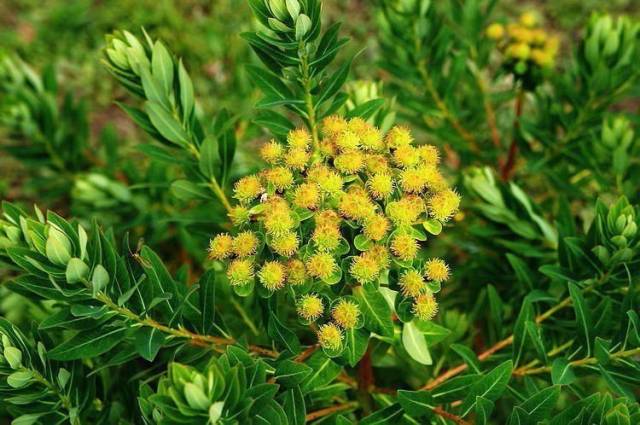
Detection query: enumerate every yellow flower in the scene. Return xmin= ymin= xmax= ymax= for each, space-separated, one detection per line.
xmin=306 ymin=252 xmax=337 ymax=280
xmin=232 ymin=231 xmax=259 ymax=257
xmin=335 ymin=130 xmax=360 ymax=151
xmin=391 ymin=233 xmax=419 ymax=261
xmin=360 ymin=125 xmax=384 ymax=151
xmin=368 ymin=244 xmax=390 ymax=269
xmin=270 ymin=231 xmax=299 ymax=257
xmin=292 ymin=183 xmax=320 ymax=210
xmin=367 ymin=173 xmax=393 ymax=200
xmin=531 ymin=49 xmax=553 ymax=67
xmin=387 ymin=197 xmax=422 ymax=226
xmin=425 ymin=258 xmax=450 ymax=282
xmin=413 ymin=292 xmax=438 ymax=321
xmin=227 ymin=259 xmax=254 ymax=286
xmin=347 ymin=117 xmax=369 ymax=135
xmin=285 ymin=148 xmax=310 ymax=171
xmin=428 ymin=189 xmax=461 ymax=221
xmin=321 ymin=115 xmax=348 ymax=138
xmin=263 ymin=200 xmax=295 ymax=236
xmin=332 ymin=299 xmax=360 ymax=329
xmin=208 ymin=234 xmax=233 ymax=260
xmin=393 ymin=145 xmax=420 ymax=168
xmin=258 ymin=261 xmax=286 ymax=291
xmin=319 ymin=139 xmax=338 ymax=158
xmin=350 ymin=253 xmax=380 ymax=283
xmin=286 ymin=259 xmax=307 ymax=285
xmin=260 ymin=140 xmax=284 ymax=164
xmin=228 ymin=206 xmax=251 ymax=226
xmin=315 ymin=168 xmax=343 ymax=195
xmin=334 ymin=150 xmax=365 ymax=174
xmin=363 ymin=214 xmax=390 ymax=242
xmin=233 ymin=175 xmax=263 ymax=203
xmin=264 ymin=167 xmax=294 ymax=191
xmin=399 ymin=168 xmax=427 ymax=193
xmin=385 ymin=125 xmax=413 ymax=148
xmin=365 ymin=154 xmax=390 ymax=174
xmin=338 ymin=189 xmax=375 ymax=222
xmin=417 ymin=145 xmax=440 ymax=166
xmin=297 ymin=294 xmax=324 ymax=321
xmin=312 ymin=224 xmax=341 ymax=252
xmin=315 ymin=210 xmax=341 ymax=227
xmin=519 ymin=12 xmax=537 ymax=28
xmin=399 ymin=270 xmax=425 ymax=298
xmin=506 ymin=42 xmax=531 ymax=60
xmin=420 ymin=166 xmax=448 ymax=192
xmin=317 ymin=323 xmax=343 ymax=351
xmin=287 ymin=128 xmax=311 ymax=150
xmin=486 ymin=23 xmax=505 ymax=40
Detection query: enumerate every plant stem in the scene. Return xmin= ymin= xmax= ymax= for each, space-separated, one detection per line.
xmin=515 ymin=347 xmax=640 ymax=377
xmin=305 ymin=401 xmax=358 ymax=422
xmin=30 ymin=368 xmax=79 ymax=425
xmin=299 ymin=42 xmax=321 ymax=155
xmin=209 ymin=178 xmax=233 ymax=213
xmin=500 ymin=87 xmax=524 ymax=181
xmin=357 ymin=346 xmax=374 ymax=415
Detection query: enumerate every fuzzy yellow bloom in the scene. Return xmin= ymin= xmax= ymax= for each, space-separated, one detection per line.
xmin=270 ymin=231 xmax=299 ymax=257
xmin=335 ymin=130 xmax=360 ymax=151
xmin=486 ymin=23 xmax=505 ymax=40
xmin=285 ymin=148 xmax=310 ymax=171
xmin=312 ymin=224 xmax=341 ymax=252
xmin=347 ymin=117 xmax=369 ymax=135
xmin=400 ymin=168 xmax=427 ymax=193
xmin=332 ymin=299 xmax=360 ymax=329
xmin=425 ymin=258 xmax=450 ymax=282
xmin=350 ymin=253 xmax=380 ymax=283
xmin=367 ymin=173 xmax=393 ymax=200
xmin=391 ymin=233 xmax=419 ymax=261
xmin=315 ymin=168 xmax=343 ymax=195
xmin=286 ymin=259 xmax=307 ymax=285
xmin=413 ymin=292 xmax=438 ymax=321
xmin=260 ymin=140 xmax=284 ymax=164
xmin=228 ymin=206 xmax=251 ymax=226
xmin=317 ymin=323 xmax=343 ymax=351
xmin=420 ymin=166 xmax=448 ymax=192
xmin=232 ymin=231 xmax=259 ymax=257
xmin=306 ymin=252 xmax=337 ymax=280
xmin=387 ymin=197 xmax=422 ymax=226
xmin=292 ymin=182 xmax=320 ymax=210
xmin=319 ymin=139 xmax=338 ymax=158
xmin=338 ymin=190 xmax=376 ymax=222
xmin=530 ymin=49 xmax=553 ymax=67
xmin=360 ymin=126 xmax=384 ymax=151
xmin=508 ymin=24 xmax=533 ymax=44
xmin=417 ymin=145 xmax=440 ymax=166
xmin=316 ymin=210 xmax=341 ymax=227
xmin=399 ymin=269 xmax=425 ymax=298
xmin=287 ymin=128 xmax=311 ymax=150
xmin=386 ymin=125 xmax=413 ymax=148
xmin=428 ymin=189 xmax=461 ymax=221
xmin=506 ymin=42 xmax=531 ymax=60
xmin=258 ymin=261 xmax=286 ymax=291
xmin=263 ymin=202 xmax=295 ymax=236
xmin=322 ymin=115 xmax=348 ymax=137
xmin=233 ymin=175 xmax=263 ymax=203
xmin=334 ymin=150 xmax=365 ymax=174
xmin=297 ymin=294 xmax=324 ymax=321
xmin=369 ymin=244 xmax=390 ymax=269
xmin=208 ymin=234 xmax=233 ymax=260
xmin=393 ymin=145 xmax=420 ymax=168
xmin=264 ymin=166 xmax=295 ymax=191
xmin=365 ymin=154 xmax=390 ymax=174
xmin=363 ymin=214 xmax=390 ymax=242
xmin=519 ymin=12 xmax=537 ymax=28
xmin=227 ymin=259 xmax=254 ymax=286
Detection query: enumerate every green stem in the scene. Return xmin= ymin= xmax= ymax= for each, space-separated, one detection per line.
xmin=299 ymin=43 xmax=321 ymax=156
xmin=30 ymin=368 xmax=78 ymax=425
xmin=517 ymin=347 xmax=640 ymax=376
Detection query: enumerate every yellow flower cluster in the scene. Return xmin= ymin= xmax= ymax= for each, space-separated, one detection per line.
xmin=209 ymin=117 xmax=460 ymax=348
xmin=487 ymin=12 xmax=559 ymax=69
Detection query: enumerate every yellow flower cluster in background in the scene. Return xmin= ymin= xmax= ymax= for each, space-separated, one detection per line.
xmin=487 ymin=12 xmax=559 ymax=69
xmin=208 ymin=116 xmax=460 ymax=350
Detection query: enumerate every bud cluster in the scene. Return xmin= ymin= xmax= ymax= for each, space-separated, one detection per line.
xmin=583 ymin=15 xmax=639 ymax=71
xmin=208 ymin=115 xmax=459 ymax=351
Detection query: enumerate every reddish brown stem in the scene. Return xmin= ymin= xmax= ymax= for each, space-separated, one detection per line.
xmin=500 ymin=88 xmax=525 ymax=181
xmin=305 ymin=402 xmax=358 ymax=422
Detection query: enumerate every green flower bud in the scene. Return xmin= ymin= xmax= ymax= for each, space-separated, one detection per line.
xmin=184 ymin=382 xmax=211 ymax=410
xmin=4 ymin=346 xmax=22 ymax=369
xmin=610 ymin=235 xmax=627 ymax=248
xmin=592 ymin=245 xmax=610 ymax=263
xmin=622 ymin=221 xmax=637 ymax=238
xmin=268 ymin=0 xmax=289 ymax=21
xmin=46 ymin=227 xmax=72 ymax=266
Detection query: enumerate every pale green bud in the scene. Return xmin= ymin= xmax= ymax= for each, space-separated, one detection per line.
xmin=4 ymin=346 xmax=22 ymax=369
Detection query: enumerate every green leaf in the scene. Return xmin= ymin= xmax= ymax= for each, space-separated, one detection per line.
xmin=268 ymin=311 xmax=301 ymax=353
xmin=7 ymin=370 xmax=33 ymax=389
xmin=151 ymin=41 xmax=174 ymax=96
xmin=450 ymin=344 xmax=481 ymax=373
xmin=459 ymin=360 xmax=513 ymax=417
xmin=422 ymin=219 xmax=443 ymax=236
xmin=65 ymin=258 xmax=89 ymax=284
xmin=513 ymin=298 xmax=534 ymax=366
xmin=144 ymin=101 xmax=190 ymax=147
xmin=91 ymin=264 xmax=109 ymax=294
xmin=605 ymin=404 xmax=631 ymax=425
xmin=346 ymin=99 xmax=385 ymax=120
xmin=275 ymin=360 xmax=312 ymax=387
xmin=316 ymin=56 xmax=354 ymax=106
xmin=354 ymin=284 xmax=394 ymax=338
xmin=551 ymin=358 xmax=576 ymax=385
xmin=198 ymin=135 xmax=218 ymax=179
xmin=295 ymin=14 xmax=312 ymax=40
xmin=402 ymin=321 xmax=432 ymax=365
xmin=343 ymin=327 xmax=369 ymax=367
xmin=525 ymin=321 xmax=547 ymax=363
xmin=360 ymin=404 xmax=403 ymax=424
xmin=475 ymin=396 xmax=494 ymax=425
xmin=515 ymin=385 xmax=560 ymax=423
xmin=282 ymin=386 xmax=305 ymax=425
xmin=178 ymin=59 xmax=195 ymax=121
xmin=48 ymin=326 xmax=127 ymax=360
xmin=45 ymin=227 xmax=71 ymax=266
xmin=568 ymin=282 xmax=593 ymax=356
xmin=397 ymin=390 xmax=434 ymax=417
xmin=301 ymin=351 xmax=341 ymax=393
xmin=414 ymin=321 xmax=451 ymax=345
xmin=170 ymin=180 xmax=212 ymax=201
xmin=134 ymin=327 xmax=166 ymax=362
xmin=354 ymin=234 xmax=372 ymax=251
xmin=198 ymin=270 xmax=217 ymax=334
xmin=212 ymin=109 xmax=236 ymax=186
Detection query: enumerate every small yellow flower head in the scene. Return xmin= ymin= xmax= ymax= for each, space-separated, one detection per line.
xmin=335 ymin=130 xmax=360 ymax=151
xmin=258 ymin=261 xmax=286 ymax=291
xmin=391 ymin=233 xmax=420 ymax=261
xmin=286 ymin=259 xmax=307 ymax=285
xmin=338 ymin=189 xmax=376 ymax=222
xmin=334 ymin=150 xmax=365 ymax=174
xmin=369 ymin=244 xmax=390 ymax=269
xmin=519 ymin=12 xmax=537 ymax=28
xmin=350 ymin=253 xmax=380 ymax=283
xmin=228 ymin=206 xmax=251 ymax=226
xmin=315 ymin=168 xmax=343 ymax=195
xmin=227 ymin=259 xmax=254 ymax=286
xmin=297 ymin=294 xmax=324 ymax=321
xmin=428 ymin=189 xmax=461 ymax=221
xmin=347 ymin=117 xmax=369 ymax=135
xmin=365 ymin=154 xmax=390 ymax=174
xmin=316 ymin=210 xmax=341 ymax=227
xmin=363 ymin=214 xmax=390 ymax=242
xmin=332 ymin=299 xmax=360 ymax=329
xmin=421 ymin=166 xmax=448 ymax=192
xmin=413 ymin=292 xmax=438 ymax=321
xmin=322 ymin=115 xmax=348 ymax=138
xmin=263 ymin=202 xmax=295 ymax=236
xmin=400 ymin=168 xmax=427 ymax=193
xmin=285 ymin=148 xmax=310 ymax=171
xmin=417 ymin=145 xmax=440 ymax=166
xmin=264 ymin=167 xmax=295 ymax=191
xmin=233 ymin=175 xmax=263 ymax=203
xmin=425 ymin=258 xmax=450 ymax=282
xmin=317 ymin=323 xmax=343 ymax=351
xmin=399 ymin=270 xmax=425 ymax=298
xmin=387 ymin=197 xmax=422 ymax=226
xmin=531 ymin=49 xmax=553 ymax=67
xmin=486 ymin=23 xmax=505 ymax=40
xmin=232 ymin=231 xmax=259 ymax=257
xmin=312 ymin=224 xmax=341 ymax=252
xmin=367 ymin=173 xmax=394 ymax=200
xmin=287 ymin=128 xmax=311 ymax=150
xmin=385 ymin=125 xmax=413 ymax=148
xmin=360 ymin=126 xmax=384 ymax=151
xmin=393 ymin=145 xmax=420 ymax=168
xmin=506 ymin=42 xmax=531 ymax=60
xmin=508 ymin=24 xmax=533 ymax=43
xmin=260 ymin=140 xmax=284 ymax=164
xmin=270 ymin=231 xmax=299 ymax=257
xmin=208 ymin=234 xmax=233 ymax=260
xmin=292 ymin=183 xmax=320 ymax=210
xmin=306 ymin=252 xmax=337 ymax=280
xmin=319 ymin=139 xmax=338 ymax=158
